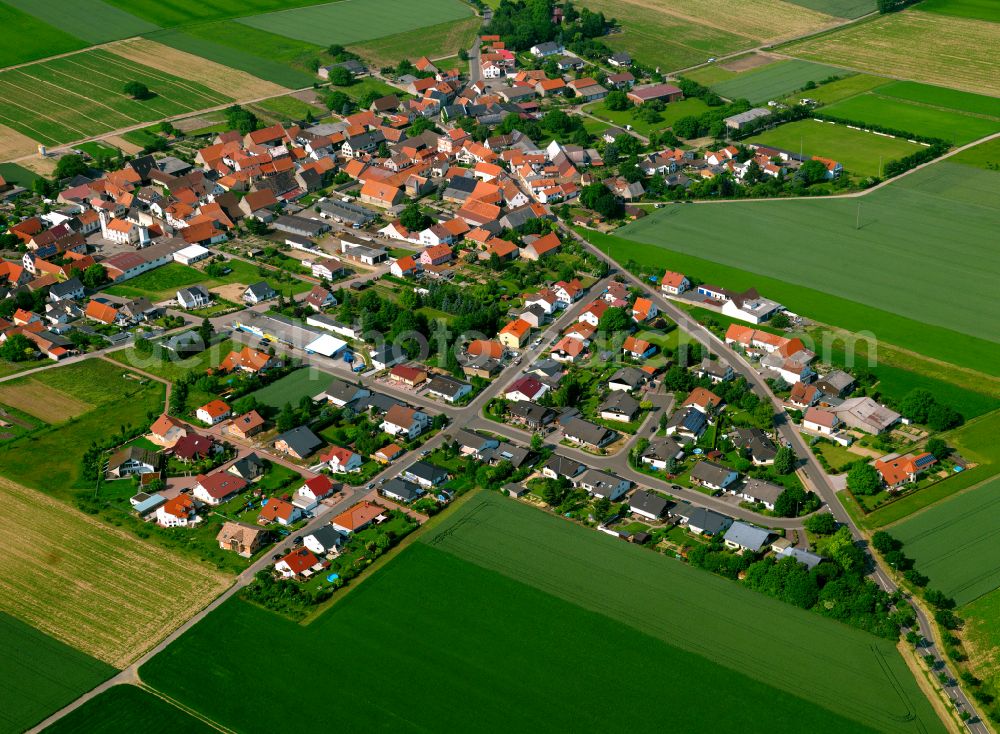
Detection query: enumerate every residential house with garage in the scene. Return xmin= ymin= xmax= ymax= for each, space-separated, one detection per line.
xmin=258 ymin=497 xmax=303 ymax=526
xmin=273 ymin=425 xmax=323 ymax=459
xmin=295 ymin=474 xmax=336 ymax=510
xmin=380 ymin=404 xmax=431 ymax=439
xmin=689 ymin=460 xmax=738 ymax=492
xmin=629 ymin=489 xmax=670 ymax=520
xmin=664 ymin=406 xmax=707 ymax=441
xmin=196 ymin=399 xmax=231 ymax=426
xmin=640 ymin=437 xmax=684 ymax=471
xmin=107 ymin=446 xmax=159 ymax=478
xmin=575 ymin=469 xmax=630 ymax=501
xmin=216 ymin=522 xmax=267 ymax=557
xmin=561 ymin=417 xmax=616 ymax=450
xmin=193 ymin=472 xmax=247 ymax=506
xmin=737 ymin=478 xmax=785 ymax=511
xmin=542 ymin=453 xmax=586 ymax=481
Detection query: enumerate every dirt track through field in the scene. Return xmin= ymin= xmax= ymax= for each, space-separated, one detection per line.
xmin=0 ymin=478 xmax=228 ymax=668
xmin=105 ymin=38 xmax=289 ymax=100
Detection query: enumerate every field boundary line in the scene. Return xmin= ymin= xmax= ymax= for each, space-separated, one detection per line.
xmin=0 ymin=70 xmax=139 ymax=129
xmin=136 ymin=683 xmax=235 ymax=734
xmin=0 ymin=80 xmax=97 ymax=138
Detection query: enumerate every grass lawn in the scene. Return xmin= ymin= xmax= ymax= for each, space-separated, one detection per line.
xmin=237 ymin=0 xmax=472 ymax=47
xmin=823 ymin=92 xmax=1000 ymax=145
xmin=583 ymin=97 xmax=711 ymax=137
xmin=246 ymin=367 xmax=330 ymax=409
xmin=710 ymin=59 xmax=847 ymax=104
xmin=949 ymin=137 xmax=1000 ymax=171
xmin=251 ymin=95 xmax=322 ymax=122
xmin=338 ymin=76 xmax=402 ymax=104
xmin=960 ymin=586 xmax=1000 ymax=703
xmin=104 ymin=262 xmax=209 ymax=300
xmin=0 ymin=3 xmax=87 ymax=68
xmin=604 ymin=153 xmax=1000 ymax=367
xmin=107 ymin=339 xmax=235 ymax=383
xmin=815 ymin=440 xmax=859 ymax=472
xmin=140 ymin=494 xmax=939 ymax=733
xmin=0 ymin=612 xmax=114 ymax=734
xmin=745 ymin=119 xmax=923 ymax=177
xmin=0 ymin=49 xmax=228 ymax=146
xmin=892 ymin=476 xmax=1000 ymax=606
xmin=780 ymin=9 xmax=1000 ymax=98
xmin=42 ymin=684 xmax=214 ymax=734
xmin=804 ymin=73 xmax=889 ymax=104
xmin=874 ymin=80 xmax=1000 ymax=118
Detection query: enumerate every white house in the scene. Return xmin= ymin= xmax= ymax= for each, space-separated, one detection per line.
xmin=295 ymin=475 xmax=336 ymax=511
xmin=380 ymin=404 xmax=431 ymax=439
xmin=322 ymin=446 xmax=363 ymax=474
xmin=803 ymin=407 xmax=840 ymax=435
xmin=177 ymin=285 xmax=211 ymax=310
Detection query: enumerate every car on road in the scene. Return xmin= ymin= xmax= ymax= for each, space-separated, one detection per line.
xmin=292 ymin=536 xmax=303 ymax=546
xmin=650 ymin=424 xmax=657 ymax=433
xmin=366 ymin=482 xmax=375 ymax=489
xmin=271 ymin=554 xmax=281 ymax=561
xmin=420 ymin=449 xmax=430 ymax=456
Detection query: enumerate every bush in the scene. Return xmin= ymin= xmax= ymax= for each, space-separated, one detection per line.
xmin=123 ymin=81 xmax=151 ymax=99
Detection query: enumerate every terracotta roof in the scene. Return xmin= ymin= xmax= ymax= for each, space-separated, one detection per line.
xmin=683 ymin=387 xmax=723 ymax=410
xmin=466 ymin=339 xmax=504 ymax=359
xmin=333 ymin=500 xmax=383 ymax=531
xmin=278 ymin=547 xmax=320 ymax=574
xmin=85 ymin=300 xmax=118 ymax=324
xmin=500 ymin=318 xmax=531 ymax=338
xmin=196 ymin=472 xmax=247 ymax=499
xmin=198 ymin=399 xmax=230 ymax=419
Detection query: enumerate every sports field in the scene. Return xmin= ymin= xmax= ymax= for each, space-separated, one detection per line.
xmin=0 ymin=478 xmax=228 ymax=668
xmin=0 ymin=612 xmax=114 ymax=734
xmin=0 ymin=49 xmax=228 ymax=146
xmin=781 ymin=9 xmax=1000 ymax=97
xmin=823 ymin=93 xmax=1000 ymax=145
xmin=710 ymin=59 xmax=846 ymax=103
xmin=613 ymin=158 xmax=1000 ymax=347
xmin=892 ymin=477 xmax=1000 ymax=606
xmin=0 ymin=3 xmax=86 ymax=68
xmin=43 ymin=685 xmax=213 ymax=734
xmin=238 ymin=0 xmax=473 ymax=47
xmin=746 ymin=119 xmax=922 ymax=177
xmin=4 ymin=0 xmax=157 ymax=45
xmin=247 ymin=368 xmax=331 ymax=409
xmin=141 ymin=493 xmax=941 ymax=732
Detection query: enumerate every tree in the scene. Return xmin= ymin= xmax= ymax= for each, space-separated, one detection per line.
xmin=673 ymin=115 xmax=699 ymax=139
xmin=805 ymin=512 xmax=836 ymax=535
xmin=926 ymin=403 xmax=962 ymax=431
xmin=198 ymin=317 xmax=213 ymax=347
xmin=276 ymin=402 xmax=297 ymax=433
xmin=770 ymin=312 xmax=791 ymax=329
xmin=123 ymin=81 xmax=151 ymax=100
xmin=399 ymin=202 xmax=431 ymax=232
xmin=579 ymin=182 xmax=624 ymax=219
xmin=847 ymin=462 xmax=881 ymax=496
xmin=605 ymin=90 xmax=631 ymax=111
xmin=323 ymin=91 xmax=351 ymax=114
xmin=54 ymin=154 xmax=89 ymax=180
xmin=773 ymin=445 xmax=796 ymax=475
xmin=80 ymin=262 xmax=108 ymax=289
xmin=0 ymin=333 xmax=34 ymax=362
xmin=328 ymin=66 xmax=354 ymax=86
xmin=796 ymin=159 xmax=829 ymax=186
xmin=900 ymin=388 xmax=935 ymax=424
xmin=224 ymin=105 xmax=260 ymax=136
xmin=774 ymin=486 xmax=806 ymax=517
xmin=593 ymin=496 xmax=611 ymax=521
xmin=925 ymin=437 xmax=949 ymax=461
xmin=598 ymin=306 xmax=630 ymax=334
xmin=871 ymin=530 xmax=899 ymax=554
xmin=530 ymin=432 xmax=543 ymax=452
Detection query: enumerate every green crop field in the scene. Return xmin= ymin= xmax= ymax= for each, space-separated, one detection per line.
xmin=347 ymin=15 xmax=481 ymax=68
xmin=252 ymin=94 xmax=323 ymax=122
xmin=746 ymin=119 xmax=923 ymax=177
xmin=874 ymin=80 xmax=1000 ymax=118
xmin=42 ymin=685 xmax=213 ymax=734
xmin=104 ymin=262 xmax=213 ymax=300
xmin=141 ymin=493 xmax=941 ymax=732
xmin=892 ymin=477 xmax=1000 ymax=606
xmin=238 ymin=0 xmax=473 ymax=47
xmin=869 ymin=362 xmax=1000 ymax=422
xmin=823 ymin=94 xmax=1000 ymax=145
xmin=0 ymin=613 xmax=114 ymax=734
xmin=806 ymin=73 xmax=888 ymax=104
xmin=102 ymin=0 xmax=330 ymax=27
xmin=710 ymin=59 xmax=847 ymax=103
xmin=950 ymin=137 xmax=1000 ymax=170
xmin=961 ymin=586 xmax=1000 ymax=700
xmin=0 ymin=162 xmax=41 ymax=186
xmin=783 ymin=0 xmax=876 ymax=17
xmin=247 ymin=368 xmax=330 ymax=409
xmin=610 ymin=158 xmax=1000 ymax=351
xmin=918 ymin=0 xmax=1000 ymax=21
xmin=0 ymin=49 xmax=228 ymax=145
xmin=4 ymin=0 xmax=158 ymax=44
xmin=0 ymin=3 xmax=87 ymax=67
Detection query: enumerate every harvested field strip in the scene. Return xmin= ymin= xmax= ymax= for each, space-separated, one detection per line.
xmin=780 ymin=10 xmax=1000 ymax=97
xmin=0 ymin=478 xmax=228 ymax=668
xmin=105 ymin=38 xmax=290 ymax=99
xmin=0 ymin=612 xmax=114 ymax=734
xmin=0 ymin=122 xmax=47 ymax=158
xmin=893 ymin=477 xmax=1000 ymax=606
xmin=0 ymin=379 xmax=93 ymax=422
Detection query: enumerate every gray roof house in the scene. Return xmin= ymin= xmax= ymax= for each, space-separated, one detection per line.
xmin=304 ymin=525 xmax=344 ymax=555
xmin=599 ymin=391 xmax=641 ymax=423
xmin=608 ymin=366 xmax=648 ymax=392
xmin=562 ymin=417 xmax=616 ymax=449
xmin=48 ymin=276 xmax=84 ymax=302
xmin=320 ymin=378 xmax=370 ymax=407
xmin=682 ymin=507 xmax=733 ymax=536
xmin=688 ymin=461 xmax=739 ymax=491
xmin=723 ymin=522 xmax=772 ymax=553
xmin=640 ymin=437 xmax=684 ymax=471
xmin=176 ymin=285 xmax=211 ymax=310
xmin=777 ymin=546 xmax=824 ymax=570
xmin=479 ymin=441 xmax=531 ymax=469
xmin=737 ymin=478 xmax=785 ymax=511
xmin=273 ymin=426 xmax=323 ymax=459
xmin=243 ymin=281 xmax=276 ymax=305
xmin=629 ymin=489 xmax=670 ymax=520
xmin=426 ymin=375 xmax=473 ymax=403
xmin=664 ymin=406 xmax=707 ymax=440
xmin=228 ymin=453 xmax=265 ymax=482
xmin=575 ymin=469 xmax=631 ymax=501
xmin=543 ymin=453 xmax=585 ymax=480
xmin=729 ymin=427 xmax=778 ymax=465
xmin=815 ymin=370 xmax=856 ymax=398
xmin=402 ymin=460 xmax=449 ymax=488
xmin=382 ymin=477 xmax=425 ymax=503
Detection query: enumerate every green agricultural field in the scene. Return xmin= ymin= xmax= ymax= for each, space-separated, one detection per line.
xmin=823 ymin=93 xmax=1000 ymax=145
xmin=347 ymin=16 xmax=481 ymax=69
xmin=874 ymin=80 xmax=1000 ymax=118
xmin=144 ymin=27 xmax=316 ymax=89
xmin=892 ymin=477 xmax=1000 ymax=606
xmin=0 ymin=613 xmax=114 ymax=734
xmin=583 ymin=97 xmax=711 ymax=137
xmin=917 ymin=0 xmax=1000 ymax=21
xmin=4 ymin=0 xmax=158 ymax=44
xmin=783 ymin=0 xmax=875 ymax=17
xmin=141 ymin=494 xmax=941 ymax=733
xmin=610 ymin=157 xmax=1000 ymax=351
xmin=0 ymin=162 xmax=41 ymax=187
xmin=246 ymin=368 xmax=330 ymax=409
xmin=950 ymin=137 xmax=1000 ymax=170
xmin=237 ymin=0 xmax=472 ymax=47
xmin=961 ymin=587 xmax=1000 ymax=701
xmin=805 ymin=73 xmax=888 ymax=104
xmin=0 ymin=3 xmax=87 ymax=68
xmin=0 ymin=49 xmax=228 ymax=146
xmin=867 ymin=362 xmax=1000 ymax=422
xmin=102 ymin=0 xmax=330 ymax=27
xmin=710 ymin=59 xmax=847 ymax=103
xmin=42 ymin=685 xmax=213 ymax=734
xmin=252 ymin=94 xmax=323 ymax=123
xmin=745 ymin=119 xmax=922 ymax=177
